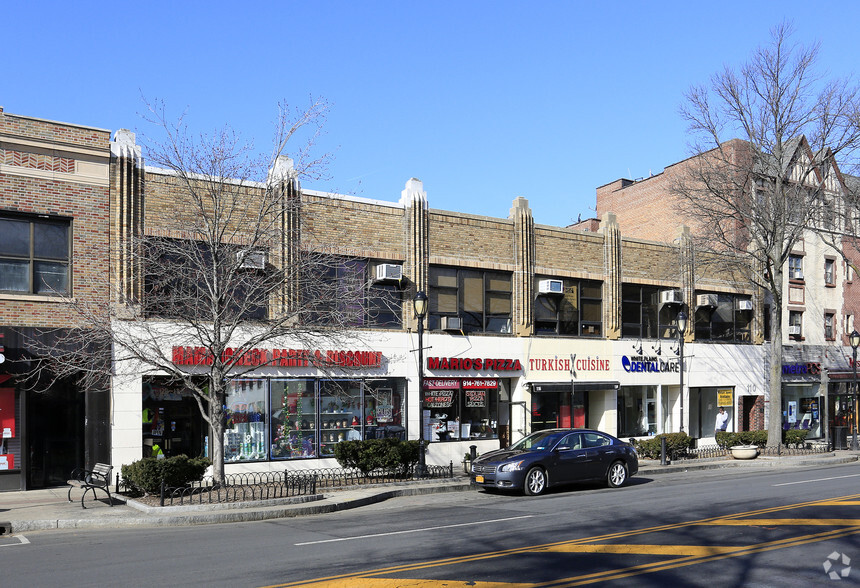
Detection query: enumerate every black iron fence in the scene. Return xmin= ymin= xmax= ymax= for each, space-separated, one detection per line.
xmin=121 ymin=462 xmax=455 ymax=507
xmin=677 ymin=443 xmax=831 ymax=461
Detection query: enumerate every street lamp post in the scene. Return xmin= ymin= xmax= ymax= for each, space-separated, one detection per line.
xmin=851 ymin=330 xmax=860 ymax=451
xmin=414 ymin=291 xmax=428 ymax=477
xmin=677 ymin=310 xmax=687 ymax=434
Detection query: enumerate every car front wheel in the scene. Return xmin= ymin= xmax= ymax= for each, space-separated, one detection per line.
xmin=607 ymin=461 xmax=628 ymax=488
xmin=524 ymin=467 xmax=547 ymax=496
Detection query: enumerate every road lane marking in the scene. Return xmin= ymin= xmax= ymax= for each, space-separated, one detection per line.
xmin=541 ymin=544 xmax=743 ymax=556
xmin=709 ymin=518 xmax=860 ymax=526
xmin=773 ymin=473 xmax=860 ymax=486
xmin=294 ymin=515 xmax=535 ymax=546
xmin=267 ymin=493 xmax=860 ymax=588
xmin=0 ymin=535 xmax=30 ymax=547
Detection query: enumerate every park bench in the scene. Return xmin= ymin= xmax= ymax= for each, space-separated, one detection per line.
xmin=67 ymin=463 xmax=114 ymax=508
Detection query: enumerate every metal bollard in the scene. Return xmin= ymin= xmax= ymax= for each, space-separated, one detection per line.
xmin=470 ymin=445 xmax=477 ymax=461
xmin=661 ymin=436 xmax=669 ymax=466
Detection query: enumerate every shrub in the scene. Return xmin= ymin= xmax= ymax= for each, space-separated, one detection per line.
xmin=333 ymin=438 xmax=420 ymax=474
xmin=715 ymin=430 xmax=768 ymax=449
xmin=121 ymin=455 xmax=211 ymax=494
xmin=632 ymin=432 xmax=694 ymax=460
xmin=784 ymin=429 xmax=809 ymax=448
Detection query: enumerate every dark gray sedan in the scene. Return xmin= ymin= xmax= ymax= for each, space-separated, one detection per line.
xmin=470 ymin=428 xmax=638 ymax=495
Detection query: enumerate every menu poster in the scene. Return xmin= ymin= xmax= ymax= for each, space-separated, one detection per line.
xmin=425 ymin=389 xmax=454 ymax=408
xmin=465 ymin=389 xmax=486 ymax=408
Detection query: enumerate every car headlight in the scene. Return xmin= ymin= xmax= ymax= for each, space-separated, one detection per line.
xmin=498 ymin=460 xmax=525 ymax=472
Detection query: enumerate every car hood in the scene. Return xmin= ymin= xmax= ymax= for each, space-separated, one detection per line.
xmin=476 ymin=448 xmax=534 ymax=463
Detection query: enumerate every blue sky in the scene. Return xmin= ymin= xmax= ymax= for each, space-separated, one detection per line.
xmin=3 ymin=1 xmax=859 ymax=226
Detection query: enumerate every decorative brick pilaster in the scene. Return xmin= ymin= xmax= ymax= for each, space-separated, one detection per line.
xmin=400 ymin=178 xmax=428 ymax=329
xmin=509 ymin=197 xmax=535 ymax=336
xmin=679 ymin=224 xmax=694 ymax=341
xmin=601 ymin=213 xmax=621 ymax=339
xmin=110 ymin=129 xmax=145 ymax=310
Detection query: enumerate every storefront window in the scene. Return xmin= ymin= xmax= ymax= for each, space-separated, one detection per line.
xmin=319 ymin=381 xmax=363 ymax=455
xmin=783 ymin=384 xmax=821 ymax=438
xmin=224 ymin=379 xmax=269 ymax=462
xmin=617 ymin=386 xmax=656 ymax=437
xmin=142 ymin=377 xmax=205 ymax=459
xmin=270 ymin=379 xmax=316 ymax=459
xmin=424 ymin=379 xmax=500 ymax=441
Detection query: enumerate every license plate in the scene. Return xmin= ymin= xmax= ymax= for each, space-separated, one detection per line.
xmin=475 ymin=475 xmax=484 ymax=483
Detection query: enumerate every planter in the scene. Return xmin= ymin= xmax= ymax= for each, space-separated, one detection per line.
xmin=463 ymin=460 xmax=472 ymax=474
xmin=730 ymin=445 xmax=759 ymax=460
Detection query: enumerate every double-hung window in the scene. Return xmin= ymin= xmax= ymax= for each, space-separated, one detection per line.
xmin=824 ymin=259 xmax=835 ymax=286
xmin=788 ymin=255 xmax=804 ymax=281
xmin=0 ymin=216 xmax=71 ymax=295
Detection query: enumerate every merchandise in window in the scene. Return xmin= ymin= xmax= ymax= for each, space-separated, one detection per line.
xmin=0 ymin=216 xmax=70 ymax=294
xmin=319 ymin=381 xmax=363 ymax=454
xmin=424 ymin=381 xmax=499 ymax=441
xmin=270 ymin=379 xmax=316 ymax=459
xmin=224 ymin=379 xmax=269 ymax=462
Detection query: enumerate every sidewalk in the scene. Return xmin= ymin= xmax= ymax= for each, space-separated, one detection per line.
xmin=1 ymin=451 xmax=857 ymax=535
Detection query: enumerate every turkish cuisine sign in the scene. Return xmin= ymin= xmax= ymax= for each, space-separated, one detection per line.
xmin=172 ymin=346 xmax=383 ymax=368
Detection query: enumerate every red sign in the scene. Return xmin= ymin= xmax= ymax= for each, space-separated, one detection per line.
xmin=423 ymin=378 xmax=499 ymax=390
xmin=172 ymin=346 xmax=382 ymax=368
xmin=427 ymin=357 xmax=522 ymax=372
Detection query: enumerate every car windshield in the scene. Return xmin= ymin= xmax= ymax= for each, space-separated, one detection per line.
xmin=508 ymin=430 xmax=561 ymax=451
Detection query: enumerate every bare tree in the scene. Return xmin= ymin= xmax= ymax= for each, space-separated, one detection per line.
xmin=27 ymin=98 xmax=387 ymax=483
xmin=675 ymin=22 xmax=860 ymax=446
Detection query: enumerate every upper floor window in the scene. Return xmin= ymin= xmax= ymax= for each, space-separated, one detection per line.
xmin=825 ymin=259 xmax=835 ymax=286
xmin=825 ymin=312 xmax=835 ymax=340
xmin=788 ymin=255 xmax=804 ymax=281
xmin=429 ymin=266 xmax=511 ymax=334
xmin=308 ymin=257 xmax=403 ymax=328
xmin=694 ymin=293 xmax=753 ymax=343
xmin=789 ymin=311 xmax=803 ymax=340
xmin=0 ymin=216 xmax=70 ymax=295
xmin=621 ymin=284 xmax=681 ymax=339
xmin=534 ymin=277 xmax=602 ymax=337
xmin=144 ymin=238 xmax=271 ymax=321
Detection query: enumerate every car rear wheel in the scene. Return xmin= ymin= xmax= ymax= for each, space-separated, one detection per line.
xmin=607 ymin=461 xmax=628 ymax=488
xmin=524 ymin=467 xmax=547 ymax=496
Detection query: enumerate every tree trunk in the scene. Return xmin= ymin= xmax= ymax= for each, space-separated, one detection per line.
xmin=767 ymin=305 xmax=784 ymax=447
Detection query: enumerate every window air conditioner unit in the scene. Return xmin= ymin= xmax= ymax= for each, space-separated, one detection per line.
xmin=538 ymin=279 xmax=564 ymax=294
xmin=696 ymin=294 xmax=718 ymax=308
xmin=441 ymin=316 xmax=462 ymax=331
xmin=788 ymin=325 xmax=801 ymax=336
xmin=736 ymin=299 xmax=754 ymax=311
xmin=375 ymin=263 xmax=403 ymax=282
xmin=236 ymin=250 xmax=266 ymax=270
xmin=660 ymin=290 xmax=683 ymax=305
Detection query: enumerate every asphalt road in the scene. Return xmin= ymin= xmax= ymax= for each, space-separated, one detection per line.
xmin=4 ymin=463 xmax=860 ymax=587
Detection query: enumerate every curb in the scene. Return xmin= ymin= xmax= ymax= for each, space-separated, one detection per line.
xmin=9 ymin=481 xmax=474 ymax=533
xmin=639 ymin=454 xmax=858 ymax=475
